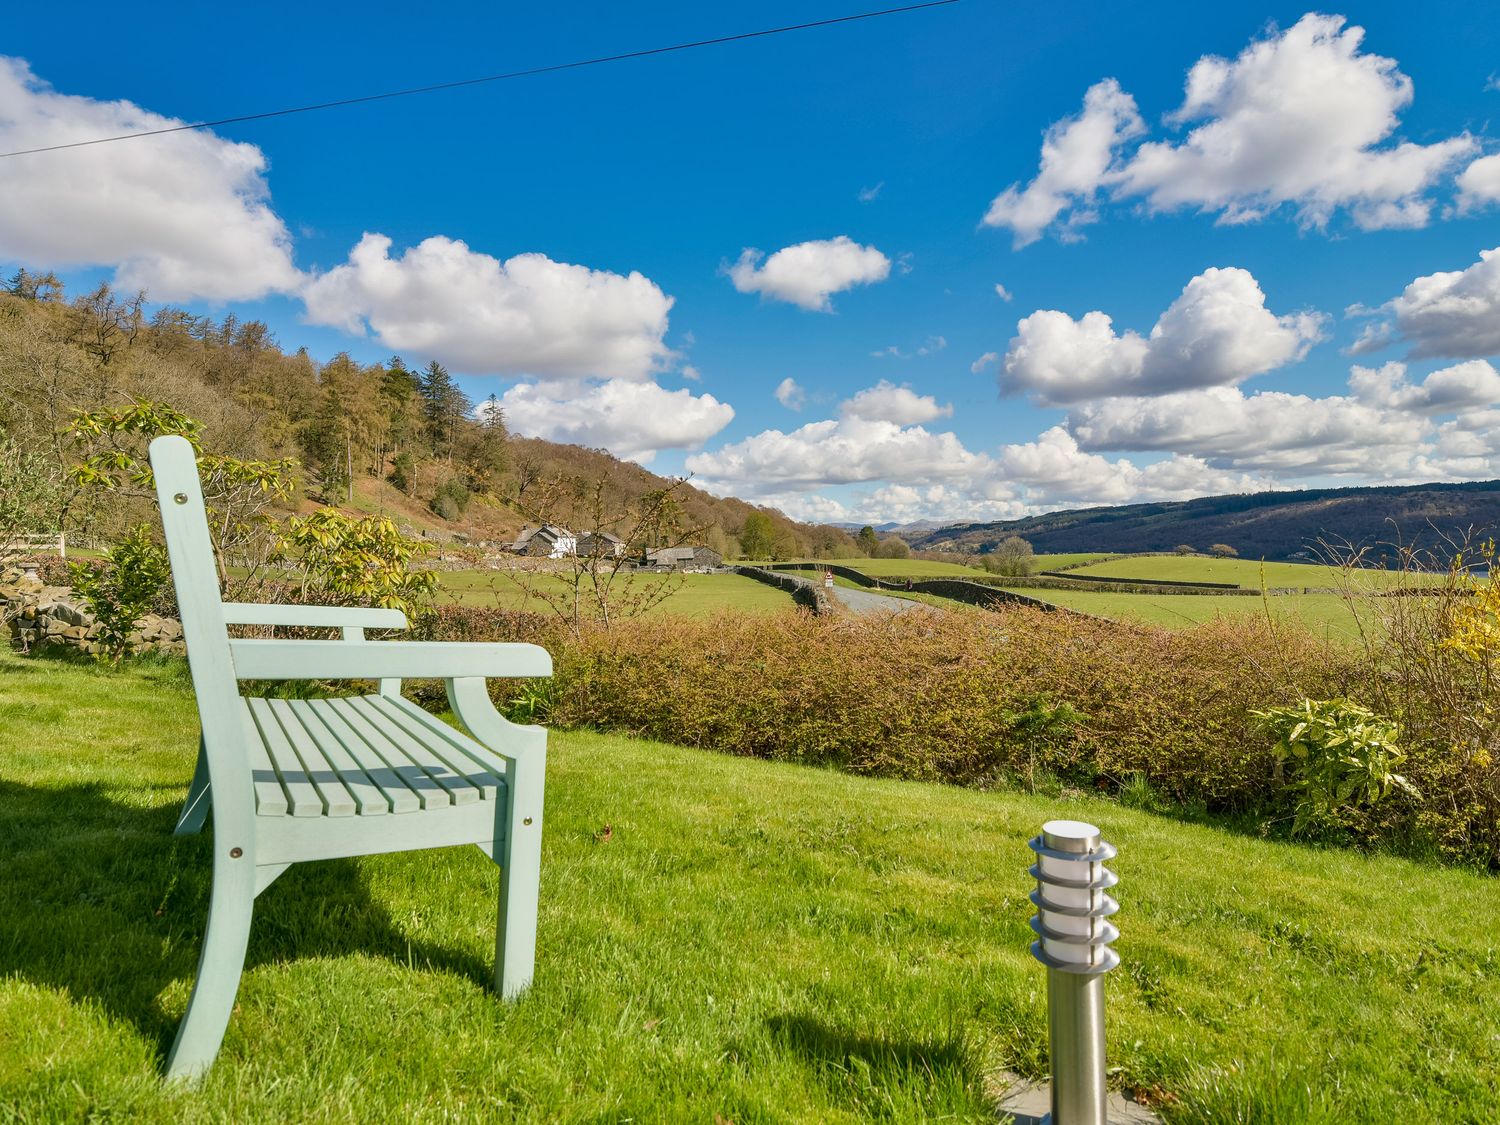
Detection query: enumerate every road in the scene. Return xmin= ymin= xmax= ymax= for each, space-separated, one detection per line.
xmin=823 ymin=581 xmax=925 ymax=615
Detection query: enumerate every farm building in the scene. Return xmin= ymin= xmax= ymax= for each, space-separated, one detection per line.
xmin=644 ymin=545 xmax=723 ymax=570
xmin=577 ymin=531 xmax=626 ymax=558
xmin=506 ymin=525 xmax=578 ymax=558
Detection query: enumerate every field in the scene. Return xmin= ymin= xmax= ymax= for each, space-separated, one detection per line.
xmin=999 ymin=586 xmax=1364 ymax=636
xmin=3 ymin=651 xmax=1499 ymax=1121
xmin=435 ymin=568 xmax=794 ymax=617
xmin=1064 ymin=555 xmax=1432 ymax=590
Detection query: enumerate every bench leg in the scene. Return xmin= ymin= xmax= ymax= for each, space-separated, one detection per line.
xmin=495 ymin=821 xmax=541 ymax=1000
xmin=174 ymin=737 xmax=211 ymax=836
xmin=164 ymin=848 xmax=255 ymax=1081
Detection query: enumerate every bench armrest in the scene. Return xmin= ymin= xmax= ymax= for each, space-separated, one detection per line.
xmin=222 ymin=602 xmax=409 ymax=632
xmin=229 ymin=639 xmax=551 ymax=681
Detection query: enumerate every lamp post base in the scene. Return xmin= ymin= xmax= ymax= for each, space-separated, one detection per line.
xmin=990 ymin=1073 xmax=1163 ymax=1125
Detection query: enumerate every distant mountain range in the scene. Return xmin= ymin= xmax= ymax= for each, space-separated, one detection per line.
xmin=909 ymin=480 xmax=1500 ymax=560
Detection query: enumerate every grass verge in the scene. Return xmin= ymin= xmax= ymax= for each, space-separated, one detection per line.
xmin=1 ymin=650 xmax=1497 ymax=1122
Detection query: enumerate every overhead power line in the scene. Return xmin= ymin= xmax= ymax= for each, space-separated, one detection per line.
xmin=0 ymin=1 xmax=962 ymax=159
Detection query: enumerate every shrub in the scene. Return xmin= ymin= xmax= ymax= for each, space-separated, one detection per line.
xmin=1209 ymin=543 xmax=1239 ymax=558
xmin=1253 ymin=698 xmax=1415 ymax=838
xmin=68 ymin=525 xmax=171 ymax=662
xmin=982 ymin=536 xmax=1035 ymax=577
xmin=432 ymin=477 xmax=470 ymax=520
xmin=274 ymin=509 xmax=438 ymax=616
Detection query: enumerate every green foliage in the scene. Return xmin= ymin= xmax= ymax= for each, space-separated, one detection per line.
xmin=855 ymin=525 xmax=880 ymax=556
xmin=67 ymin=525 xmax=170 ymax=662
xmin=874 ymin=534 xmax=911 ymax=559
xmin=1254 ymin=698 xmax=1416 ymax=837
xmin=275 ymin=508 xmax=438 ymax=615
xmin=1000 ymin=694 xmax=1088 ymax=790
xmin=738 ymin=511 xmax=776 ymax=559
xmin=432 ymin=476 xmax=471 ymax=520
xmin=982 ymin=535 xmax=1035 ymax=576
xmin=390 ymin=451 xmax=415 ymax=493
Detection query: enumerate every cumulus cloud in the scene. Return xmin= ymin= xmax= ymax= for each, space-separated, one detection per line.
xmin=841 ymin=380 xmax=952 ymax=425
xmin=984 ymin=15 xmax=1476 ymax=245
xmin=302 ymin=233 xmax=674 ymax=379
xmin=726 ymin=236 xmax=890 ymax=311
xmin=1065 ymin=383 xmax=1431 ymax=476
xmin=970 ymin=351 xmax=1000 ymax=374
xmin=1348 ymin=360 xmax=1500 ymax=413
xmin=1001 ymin=267 xmax=1324 ymax=404
xmin=1361 ymin=246 xmax=1500 ymax=359
xmin=1456 ymin=154 xmax=1500 ymax=212
xmin=774 ymin=377 xmax=806 ymax=411
xmin=998 ymin=427 xmax=1269 ymax=505
xmin=982 ymin=79 xmax=1144 ymax=248
xmin=0 ymin=56 xmax=300 ymax=301
xmin=688 ymin=415 xmax=988 ymax=493
xmin=499 ymin=378 xmax=733 ymax=463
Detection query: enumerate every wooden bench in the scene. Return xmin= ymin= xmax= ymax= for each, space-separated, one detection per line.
xmin=149 ymin=435 xmax=552 ymax=1080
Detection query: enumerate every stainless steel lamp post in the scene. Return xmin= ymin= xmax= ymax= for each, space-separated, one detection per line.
xmin=1028 ymin=820 xmax=1120 ymax=1125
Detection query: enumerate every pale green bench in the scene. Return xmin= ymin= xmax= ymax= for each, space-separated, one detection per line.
xmin=149 ymin=435 xmax=552 ymax=1080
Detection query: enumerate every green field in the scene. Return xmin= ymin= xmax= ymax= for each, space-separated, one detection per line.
xmin=4 ymin=651 xmax=1499 ymax=1120
xmin=436 ymin=569 xmax=795 ymax=617
xmin=1065 ymin=555 xmax=1428 ymax=590
xmin=1002 ymin=586 xmax=1365 ymax=636
xmin=1033 ymin=552 xmax=1115 ymax=569
xmin=816 ymin=557 xmax=983 ymax=577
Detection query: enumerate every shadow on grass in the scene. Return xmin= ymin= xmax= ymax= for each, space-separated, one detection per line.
xmin=0 ymin=778 xmax=492 ymax=1068
xmin=763 ymin=1013 xmax=981 ymax=1113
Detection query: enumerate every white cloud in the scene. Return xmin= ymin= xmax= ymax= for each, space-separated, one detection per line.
xmin=995 ymin=283 xmax=1013 ymax=302
xmin=841 ymin=380 xmax=952 ymax=425
xmin=726 ymin=236 xmax=891 ymax=311
xmin=500 ymin=378 xmax=733 ymax=464
xmin=1456 ymin=154 xmax=1500 ymax=212
xmin=680 ymin=364 xmax=702 ymax=382
xmin=986 ymin=16 xmax=1477 ymax=245
xmin=1065 ymin=383 xmax=1431 ymax=477
xmin=970 ymin=351 xmax=1000 ymax=374
xmin=982 ymin=79 xmax=1144 ymax=248
xmin=687 ymin=415 xmax=990 ymax=493
xmin=302 ymin=233 xmax=674 ymax=379
xmin=1370 ymin=246 xmax=1500 ymax=359
xmin=774 ymin=377 xmax=806 ymax=411
xmin=996 ymin=426 xmax=1268 ymax=505
xmin=0 ymin=56 xmax=300 ymax=301
xmin=1348 ymin=360 xmax=1500 ymax=413
xmin=1002 ymin=267 xmax=1324 ymax=404
xmin=858 ymin=182 xmax=884 ymax=203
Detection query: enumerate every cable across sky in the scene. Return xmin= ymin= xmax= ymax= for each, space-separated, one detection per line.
xmin=0 ymin=0 xmax=963 ymax=159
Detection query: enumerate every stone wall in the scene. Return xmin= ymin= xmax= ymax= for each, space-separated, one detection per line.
xmin=1 ymin=567 xmax=184 ymax=657
xmin=734 ymin=565 xmax=838 ymax=615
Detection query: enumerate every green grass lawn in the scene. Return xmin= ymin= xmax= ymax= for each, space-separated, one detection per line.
xmin=1032 ymin=552 xmax=1115 ymax=570
xmin=436 ymin=569 xmax=795 ymax=617
xmin=1000 ymin=585 xmax=1364 ymax=636
xmin=1065 ymin=555 xmax=1429 ymax=590
xmin=2 ymin=651 xmax=1498 ymax=1121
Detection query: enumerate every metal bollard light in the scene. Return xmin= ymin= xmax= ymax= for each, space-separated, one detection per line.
xmin=1028 ymin=819 xmax=1120 ymax=1125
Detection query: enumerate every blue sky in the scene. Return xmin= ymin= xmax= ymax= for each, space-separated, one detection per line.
xmin=3 ymin=1 xmax=1500 ymax=524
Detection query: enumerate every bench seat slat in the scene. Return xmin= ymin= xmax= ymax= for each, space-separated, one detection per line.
xmin=350 ymin=696 xmax=496 ymax=804
xmin=304 ymin=698 xmax=426 ymax=813
xmin=323 ymin=697 xmax=457 ymax=811
xmin=264 ymin=699 xmax=365 ymax=816
xmin=246 ymin=698 xmax=332 ymax=816
xmin=239 ymin=703 xmax=290 ymax=817
xmin=367 ymin=695 xmax=505 ymax=801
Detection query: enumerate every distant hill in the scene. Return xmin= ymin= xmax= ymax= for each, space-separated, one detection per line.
xmin=911 ymin=480 xmax=1500 ymax=561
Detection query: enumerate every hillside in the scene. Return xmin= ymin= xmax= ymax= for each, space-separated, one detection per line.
xmin=0 ymin=280 xmax=851 ymax=560
xmin=912 ymin=480 xmax=1500 ymax=561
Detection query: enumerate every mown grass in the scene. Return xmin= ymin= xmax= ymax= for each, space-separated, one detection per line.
xmin=435 ymin=569 xmax=795 ymax=617
xmin=2 ymin=650 xmax=1498 ymax=1121
xmin=1065 ymin=555 xmax=1430 ymax=590
xmin=999 ymin=585 xmax=1362 ymax=636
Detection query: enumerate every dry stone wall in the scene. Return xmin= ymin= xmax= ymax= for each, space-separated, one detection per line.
xmin=1 ymin=567 xmax=184 ymax=657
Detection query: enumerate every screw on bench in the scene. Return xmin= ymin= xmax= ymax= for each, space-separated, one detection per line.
xmin=1028 ymin=819 xmax=1120 ymax=1125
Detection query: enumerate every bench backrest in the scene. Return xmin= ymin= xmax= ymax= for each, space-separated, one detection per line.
xmin=149 ymin=436 xmax=253 ymax=817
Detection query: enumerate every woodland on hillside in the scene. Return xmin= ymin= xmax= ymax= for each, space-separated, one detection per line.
xmin=0 ymin=272 xmax=858 ymax=560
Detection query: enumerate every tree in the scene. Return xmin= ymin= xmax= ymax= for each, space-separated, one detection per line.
xmin=275 ymin=509 xmax=438 ymax=616
xmin=1175 ymin=544 xmax=1197 ymax=555
xmin=68 ymin=525 xmax=171 ymax=663
xmin=983 ymin=535 xmax=1034 ymax=576
xmin=856 ymin=525 xmax=880 ymax=556
xmin=0 ymin=438 xmax=64 ymax=561
xmin=458 ymin=394 xmax=508 ymax=492
xmin=1209 ymin=543 xmax=1239 ymax=558
xmin=875 ymin=534 xmax=911 ymax=559
xmin=740 ymin=511 xmax=776 ymax=560
xmin=420 ymin=361 xmax=471 ymax=460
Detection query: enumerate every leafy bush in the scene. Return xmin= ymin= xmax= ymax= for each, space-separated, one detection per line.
xmin=1253 ymin=698 xmax=1415 ymax=837
xmin=275 ymin=509 xmax=438 ymax=616
xmin=68 ymin=525 xmax=171 ymax=662
xmin=432 ymin=477 xmax=470 ymax=520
